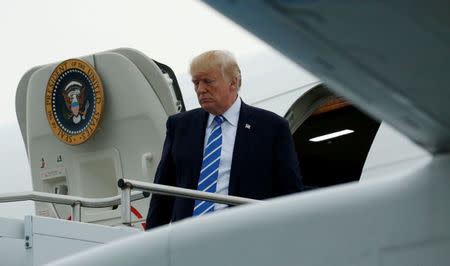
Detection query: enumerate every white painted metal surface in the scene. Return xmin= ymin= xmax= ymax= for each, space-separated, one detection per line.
xmin=48 ymin=154 xmax=450 ymax=266
xmin=0 ymin=215 xmax=138 ymax=266
xmin=0 ymin=217 xmax=26 ymax=266
xmin=361 ymin=122 xmax=431 ymax=181
xmin=15 ymin=48 xmax=183 ymax=226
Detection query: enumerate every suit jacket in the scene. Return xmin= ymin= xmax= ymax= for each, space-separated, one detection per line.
xmin=146 ymin=101 xmax=302 ymax=229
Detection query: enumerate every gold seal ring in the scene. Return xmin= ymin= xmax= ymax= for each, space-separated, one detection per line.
xmin=45 ymin=59 xmax=104 ymax=145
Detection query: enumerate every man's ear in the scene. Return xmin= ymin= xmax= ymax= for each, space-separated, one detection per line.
xmin=230 ymin=76 xmax=238 ymax=91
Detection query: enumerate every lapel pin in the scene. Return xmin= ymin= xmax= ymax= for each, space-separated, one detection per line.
xmin=245 ymin=123 xmax=251 ymax=130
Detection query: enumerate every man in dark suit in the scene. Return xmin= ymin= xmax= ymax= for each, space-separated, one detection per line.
xmin=146 ymin=50 xmax=302 ymax=229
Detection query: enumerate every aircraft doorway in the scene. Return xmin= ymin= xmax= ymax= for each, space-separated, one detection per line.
xmin=286 ymin=85 xmax=381 ymax=190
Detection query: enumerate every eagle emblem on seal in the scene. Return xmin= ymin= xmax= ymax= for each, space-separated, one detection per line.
xmin=45 ymin=58 xmax=104 ymax=145
xmin=62 ymin=81 xmax=90 ymax=124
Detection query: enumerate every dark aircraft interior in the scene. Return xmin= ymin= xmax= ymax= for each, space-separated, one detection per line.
xmin=292 ymin=90 xmax=380 ymax=190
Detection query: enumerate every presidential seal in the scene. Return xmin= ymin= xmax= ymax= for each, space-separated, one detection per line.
xmin=45 ymin=59 xmax=104 ymax=145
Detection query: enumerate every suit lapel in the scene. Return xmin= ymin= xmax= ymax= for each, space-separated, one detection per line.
xmin=229 ymin=101 xmax=252 ymax=196
xmin=191 ymin=109 xmax=209 ymax=187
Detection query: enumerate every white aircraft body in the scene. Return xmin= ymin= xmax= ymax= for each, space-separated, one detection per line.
xmin=0 ymin=0 xmax=448 ymax=265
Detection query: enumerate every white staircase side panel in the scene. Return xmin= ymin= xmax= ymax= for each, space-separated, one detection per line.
xmin=0 ymin=215 xmax=139 ymax=266
xmin=0 ymin=217 xmax=27 ymax=266
xmin=0 ymin=238 xmax=28 ymax=266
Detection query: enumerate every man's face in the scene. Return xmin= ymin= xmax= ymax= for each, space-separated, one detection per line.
xmin=192 ymin=66 xmax=238 ymax=115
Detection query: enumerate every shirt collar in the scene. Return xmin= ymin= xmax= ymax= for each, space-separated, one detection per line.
xmin=206 ymin=97 xmax=241 ymax=128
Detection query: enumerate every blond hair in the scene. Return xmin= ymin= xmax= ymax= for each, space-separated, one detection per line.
xmin=190 ymin=50 xmax=242 ymax=90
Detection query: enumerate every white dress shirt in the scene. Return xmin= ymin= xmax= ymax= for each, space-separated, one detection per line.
xmin=203 ymin=97 xmax=241 ymax=211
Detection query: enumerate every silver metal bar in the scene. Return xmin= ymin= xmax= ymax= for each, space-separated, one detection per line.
xmin=119 ymin=179 xmax=262 ymax=206
xmin=72 ymin=202 xmax=81 ymax=222
xmin=24 ymin=216 xmax=33 ymax=249
xmin=50 ymin=203 xmax=61 ymax=219
xmin=0 ymin=191 xmax=148 ymax=208
xmin=121 ymin=186 xmax=131 ymax=226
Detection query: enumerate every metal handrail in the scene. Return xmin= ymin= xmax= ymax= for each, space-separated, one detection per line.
xmin=118 ymin=178 xmax=262 ymax=226
xmin=0 ymin=178 xmax=261 ymax=227
xmin=0 ymin=191 xmax=149 ymax=222
xmin=118 ymin=178 xmax=261 ymax=205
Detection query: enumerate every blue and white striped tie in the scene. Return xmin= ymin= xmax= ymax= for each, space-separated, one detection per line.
xmin=193 ymin=115 xmax=224 ymax=216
